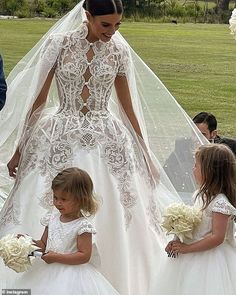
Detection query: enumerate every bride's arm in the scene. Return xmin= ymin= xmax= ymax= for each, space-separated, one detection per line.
xmin=7 ymin=67 xmax=55 ymax=177
xmin=29 ymin=67 xmax=55 ymax=118
xmin=114 ymin=75 xmax=143 ymax=138
xmin=114 ymin=75 xmax=159 ymax=182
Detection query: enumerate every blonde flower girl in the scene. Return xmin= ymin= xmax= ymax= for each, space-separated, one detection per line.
xmin=13 ymin=168 xmax=120 ymax=294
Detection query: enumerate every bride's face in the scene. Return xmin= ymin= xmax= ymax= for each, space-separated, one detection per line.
xmin=86 ymin=13 xmax=122 ymax=42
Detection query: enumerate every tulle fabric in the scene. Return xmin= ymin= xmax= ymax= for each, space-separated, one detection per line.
xmin=150 ymin=243 xmax=236 ymax=295
xmin=150 ymin=194 xmax=236 ymax=295
xmin=6 ymin=212 xmax=120 ymax=295
xmin=12 ymin=261 xmax=120 ymax=295
xmin=0 ymin=145 xmax=169 ymax=295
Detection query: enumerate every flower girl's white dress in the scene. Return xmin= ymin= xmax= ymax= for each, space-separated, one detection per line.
xmin=151 ymin=194 xmax=236 ymax=295
xmin=14 ymin=213 xmax=120 ymax=295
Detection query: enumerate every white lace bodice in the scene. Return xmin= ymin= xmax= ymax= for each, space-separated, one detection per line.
xmin=191 ymin=194 xmax=236 ymax=246
xmin=43 ymin=213 xmax=96 ymax=253
xmin=1 ymin=23 xmax=155 ymax=231
xmin=53 ymin=23 xmax=129 ymax=116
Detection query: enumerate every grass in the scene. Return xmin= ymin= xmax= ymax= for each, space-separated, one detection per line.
xmin=0 ymin=19 xmax=235 ymax=137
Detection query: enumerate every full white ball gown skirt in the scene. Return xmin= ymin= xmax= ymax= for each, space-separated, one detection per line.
xmin=0 ymin=114 xmax=173 ymax=295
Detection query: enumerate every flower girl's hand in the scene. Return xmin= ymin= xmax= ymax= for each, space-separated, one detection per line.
xmin=165 ymin=241 xmax=178 ymax=258
xmin=171 ymin=241 xmax=188 ymax=254
xmin=17 ymin=234 xmax=26 ymax=239
xmin=41 ymin=251 xmax=58 ymax=264
xmin=165 ymin=241 xmax=173 ymax=253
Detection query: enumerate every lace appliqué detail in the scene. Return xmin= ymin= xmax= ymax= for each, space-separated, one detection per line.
xmin=40 ymin=211 xmax=53 ymax=227
xmin=212 ymin=197 xmax=236 ymax=216
xmin=147 ymin=199 xmax=163 ymax=234
xmin=0 ymin=194 xmax=21 ymax=226
xmin=41 ymin=33 xmax=64 ymax=68
xmin=78 ymin=219 xmax=96 ymax=235
xmin=46 ymin=215 xmax=94 ymax=253
xmin=0 ymin=24 xmax=152 ymax=229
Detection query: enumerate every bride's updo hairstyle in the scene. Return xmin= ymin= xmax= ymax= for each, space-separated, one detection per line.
xmin=83 ymin=0 xmax=123 ymax=16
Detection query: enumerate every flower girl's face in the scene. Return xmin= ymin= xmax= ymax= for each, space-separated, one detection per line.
xmin=193 ymin=158 xmax=203 ymax=186
xmin=53 ymin=189 xmax=80 ymax=218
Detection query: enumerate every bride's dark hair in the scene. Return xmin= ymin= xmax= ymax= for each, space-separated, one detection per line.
xmin=83 ymin=0 xmax=123 ymax=16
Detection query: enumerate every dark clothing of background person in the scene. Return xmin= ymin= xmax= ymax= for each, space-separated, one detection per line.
xmin=214 ymin=136 xmax=236 ymax=156
xmin=163 ymin=137 xmax=196 ymax=198
xmin=0 ymin=55 xmax=7 ymax=110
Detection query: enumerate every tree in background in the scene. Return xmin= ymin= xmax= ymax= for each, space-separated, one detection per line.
xmin=0 ymin=0 xmax=26 ymax=16
xmin=0 ymin=0 xmax=235 ymax=22
xmin=218 ymin=0 xmax=230 ymax=10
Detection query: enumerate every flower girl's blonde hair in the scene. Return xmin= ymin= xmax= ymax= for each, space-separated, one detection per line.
xmin=195 ymin=144 xmax=236 ymax=209
xmin=52 ymin=167 xmax=98 ymax=216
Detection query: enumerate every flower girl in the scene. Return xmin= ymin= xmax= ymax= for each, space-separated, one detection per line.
xmin=151 ymin=144 xmax=236 ymax=295
xmin=14 ymin=167 xmax=120 ymax=295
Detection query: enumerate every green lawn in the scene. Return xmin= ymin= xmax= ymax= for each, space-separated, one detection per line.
xmin=0 ymin=19 xmax=235 ymax=137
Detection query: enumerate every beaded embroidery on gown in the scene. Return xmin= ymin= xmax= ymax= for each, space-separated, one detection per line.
xmin=0 ymin=23 xmax=172 ymax=295
xmin=150 ymin=193 xmax=236 ymax=295
xmin=13 ymin=214 xmax=121 ymax=295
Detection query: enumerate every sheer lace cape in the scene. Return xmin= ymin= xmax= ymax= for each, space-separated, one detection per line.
xmin=0 ymin=0 xmax=208 ymax=206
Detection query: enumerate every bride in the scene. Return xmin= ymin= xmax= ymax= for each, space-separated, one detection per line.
xmin=0 ymin=0 xmax=207 ymax=294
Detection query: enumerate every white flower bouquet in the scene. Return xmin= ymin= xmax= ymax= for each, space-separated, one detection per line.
xmin=229 ymin=8 xmax=236 ymax=40
xmin=0 ymin=234 xmax=38 ymax=273
xmin=162 ymin=203 xmax=202 ymax=242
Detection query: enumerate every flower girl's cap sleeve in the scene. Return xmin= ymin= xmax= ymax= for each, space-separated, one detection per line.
xmin=40 ymin=211 xmax=54 ymax=226
xmin=78 ymin=219 xmax=96 ymax=236
xmin=212 ymin=194 xmax=236 ymax=216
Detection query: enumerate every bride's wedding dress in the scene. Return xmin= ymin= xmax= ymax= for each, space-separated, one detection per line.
xmin=0 ymin=22 xmax=176 ymax=295
xmin=0 ymin=2 xmax=207 ymax=294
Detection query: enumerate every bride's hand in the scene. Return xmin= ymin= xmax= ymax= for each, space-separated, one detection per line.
xmin=148 ymin=159 xmax=160 ymax=184
xmin=7 ymin=149 xmax=21 ymax=178
xmin=136 ymin=136 xmax=160 ymax=186
xmin=144 ymin=157 xmax=160 ymax=188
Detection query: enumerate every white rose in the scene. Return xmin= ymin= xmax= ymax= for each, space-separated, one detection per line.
xmin=162 ymin=203 xmax=202 ymax=242
xmin=5 ymin=256 xmax=31 ymax=273
xmin=0 ymin=234 xmax=38 ymax=273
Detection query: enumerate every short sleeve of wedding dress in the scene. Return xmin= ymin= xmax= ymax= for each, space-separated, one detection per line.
xmin=40 ymin=33 xmax=64 ymax=68
xmin=117 ymin=43 xmax=130 ymax=76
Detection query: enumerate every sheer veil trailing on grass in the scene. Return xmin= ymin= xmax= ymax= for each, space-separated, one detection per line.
xmin=0 ymin=0 xmax=207 ymax=209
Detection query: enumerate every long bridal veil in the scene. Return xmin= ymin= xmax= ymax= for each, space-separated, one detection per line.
xmin=0 ymin=0 xmax=208 ymax=211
